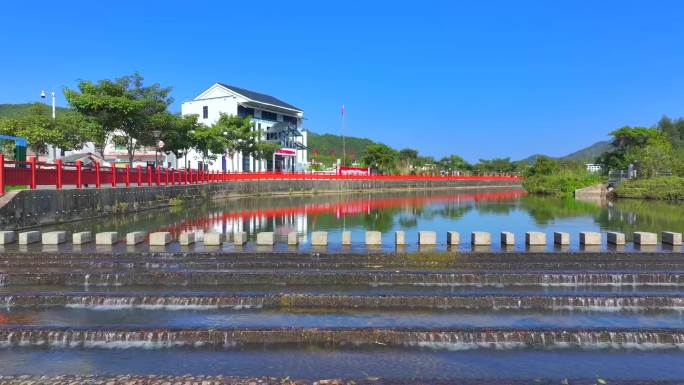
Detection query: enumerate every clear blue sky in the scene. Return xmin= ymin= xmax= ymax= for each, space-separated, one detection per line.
xmin=2 ymin=1 xmax=683 ymax=161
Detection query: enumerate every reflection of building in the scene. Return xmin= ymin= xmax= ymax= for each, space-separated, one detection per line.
xmin=180 ymin=83 xmax=307 ymax=172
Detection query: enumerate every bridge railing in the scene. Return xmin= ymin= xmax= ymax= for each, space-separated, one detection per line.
xmin=0 ymin=154 xmax=521 ymax=194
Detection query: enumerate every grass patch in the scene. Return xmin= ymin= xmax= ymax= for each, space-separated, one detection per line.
xmin=522 ymin=171 xmax=602 ymax=197
xmin=614 ymin=176 xmax=684 ymax=200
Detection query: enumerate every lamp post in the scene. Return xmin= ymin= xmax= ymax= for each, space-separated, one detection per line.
xmin=41 ymin=90 xmax=57 ymax=161
xmin=151 ymin=130 xmax=162 ymax=167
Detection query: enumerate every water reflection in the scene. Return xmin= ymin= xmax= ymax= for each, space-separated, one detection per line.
xmin=37 ymin=188 xmax=684 ymax=252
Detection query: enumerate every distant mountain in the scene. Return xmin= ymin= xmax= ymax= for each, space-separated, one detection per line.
xmin=307 ymin=131 xmax=380 ymax=161
xmin=519 ymin=140 xmax=613 ymax=164
xmin=562 ymin=140 xmax=612 ymax=162
xmin=0 ymin=103 xmax=72 ymax=119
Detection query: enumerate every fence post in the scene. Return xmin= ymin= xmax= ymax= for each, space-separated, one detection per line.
xmin=95 ymin=162 xmax=101 ymax=188
xmin=165 ymin=168 xmax=169 ymax=186
xmin=0 ymin=154 xmax=4 ymax=194
xmin=111 ymin=165 xmax=116 ymax=187
xmin=156 ymin=166 xmax=161 ymax=186
xmin=76 ymin=160 xmax=82 ymax=189
xmin=29 ymin=156 xmax=37 ymax=189
xmin=56 ymin=159 xmax=63 ymax=190
xmin=171 ymin=168 xmax=175 ymax=185
xmin=147 ymin=166 xmax=153 ymax=186
xmin=125 ymin=164 xmax=131 ymax=187
xmin=136 ymin=165 xmax=142 ymax=186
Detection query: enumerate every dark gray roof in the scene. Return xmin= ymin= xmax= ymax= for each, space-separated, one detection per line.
xmin=218 ymin=83 xmax=302 ymax=112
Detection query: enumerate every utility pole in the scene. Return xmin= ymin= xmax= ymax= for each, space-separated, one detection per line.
xmin=341 ymin=104 xmax=346 ymax=167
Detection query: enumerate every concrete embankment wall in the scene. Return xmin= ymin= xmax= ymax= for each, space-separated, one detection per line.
xmin=0 ymin=178 xmax=521 ymax=229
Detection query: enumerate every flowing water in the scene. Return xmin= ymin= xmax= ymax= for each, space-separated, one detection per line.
xmin=1 ymin=188 xmax=684 ymax=383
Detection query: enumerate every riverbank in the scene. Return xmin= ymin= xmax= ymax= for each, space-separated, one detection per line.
xmin=521 ymin=172 xmax=602 ymax=197
xmin=0 ymin=178 xmax=521 ymax=230
xmin=612 ymin=176 xmax=684 ymax=200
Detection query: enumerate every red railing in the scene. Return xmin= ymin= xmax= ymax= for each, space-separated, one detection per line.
xmin=0 ymin=154 xmax=521 ymax=194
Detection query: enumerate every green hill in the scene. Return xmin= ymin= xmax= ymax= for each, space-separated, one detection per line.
xmin=519 ymin=140 xmax=613 ymax=164
xmin=307 ymin=131 xmax=380 ymax=162
xmin=0 ymin=103 xmax=72 ymax=119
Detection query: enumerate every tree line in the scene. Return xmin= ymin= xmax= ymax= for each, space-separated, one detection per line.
xmin=0 ymin=73 xmax=280 ymax=168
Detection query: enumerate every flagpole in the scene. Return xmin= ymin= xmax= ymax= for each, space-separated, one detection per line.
xmin=341 ymin=104 xmax=346 ymax=167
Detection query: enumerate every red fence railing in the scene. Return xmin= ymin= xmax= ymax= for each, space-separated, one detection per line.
xmin=0 ymin=154 xmax=521 ymax=194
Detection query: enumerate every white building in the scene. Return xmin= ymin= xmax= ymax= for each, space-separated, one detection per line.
xmin=586 ymin=163 xmax=602 ymax=173
xmin=179 ymin=83 xmax=307 ymax=172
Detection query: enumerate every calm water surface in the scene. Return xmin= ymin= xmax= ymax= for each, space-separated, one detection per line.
xmin=20 ymin=187 xmax=684 ymax=252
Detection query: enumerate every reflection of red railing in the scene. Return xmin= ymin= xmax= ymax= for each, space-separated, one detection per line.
xmin=0 ymin=154 xmax=521 ymax=194
xmin=155 ymin=189 xmax=526 ymax=236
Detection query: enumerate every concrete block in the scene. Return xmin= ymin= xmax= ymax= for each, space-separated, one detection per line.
xmin=42 ymin=231 xmax=67 ymax=245
xmin=661 ymin=231 xmax=682 ymax=245
xmin=341 ymin=231 xmax=351 ymax=245
xmin=96 ymin=232 xmax=119 ymax=245
xmin=419 ymin=231 xmax=437 ymax=245
xmin=395 ymin=231 xmax=406 ymax=245
xmin=553 ymin=232 xmax=570 ymax=245
xmin=179 ymin=232 xmax=196 ymax=245
xmin=126 ymin=231 xmax=146 ymax=245
xmin=526 ymin=232 xmax=546 ymax=246
xmin=287 ymin=232 xmax=298 ymax=246
xmin=471 ymin=231 xmax=491 ymax=246
xmin=311 ymin=231 xmax=328 ymax=246
xmin=233 ymin=231 xmax=247 ymax=245
xmin=18 ymin=231 xmax=40 ymax=245
xmin=0 ymin=231 xmax=16 ymax=244
xmin=607 ymin=231 xmax=625 ymax=245
xmin=72 ymin=231 xmax=92 ymax=245
xmin=149 ymin=232 xmax=172 ymax=246
xmin=634 ymin=232 xmax=657 ymax=245
xmin=365 ymin=231 xmax=382 ymax=245
xmin=204 ymin=232 xmax=225 ymax=246
xmin=445 ymin=231 xmax=458 ymax=245
xmin=256 ymin=232 xmax=275 ymax=245
xmin=500 ymin=231 xmax=515 ymax=246
xmin=579 ymin=231 xmax=601 ymax=245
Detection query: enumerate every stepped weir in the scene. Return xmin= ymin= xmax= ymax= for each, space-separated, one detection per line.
xmin=1 ymin=249 xmax=683 ymax=383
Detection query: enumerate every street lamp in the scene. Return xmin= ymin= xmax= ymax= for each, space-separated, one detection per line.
xmin=41 ymin=90 xmax=57 ymax=160
xmin=151 ymin=130 xmax=162 ymax=167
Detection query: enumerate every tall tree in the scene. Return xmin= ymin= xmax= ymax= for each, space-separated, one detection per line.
xmin=64 ymin=72 xmax=173 ymax=163
xmin=158 ymin=113 xmax=201 ymax=168
xmin=361 ymin=143 xmax=397 ymax=174
xmin=212 ymin=113 xmax=256 ymax=171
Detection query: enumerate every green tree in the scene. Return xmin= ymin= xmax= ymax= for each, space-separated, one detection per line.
xmin=190 ymin=124 xmax=226 ymax=166
xmin=0 ymin=104 xmax=98 ymax=155
xmin=527 ymin=156 xmax=560 ymax=176
xmin=438 ymin=155 xmax=471 ymax=174
xmin=597 ymin=126 xmax=674 ymax=176
xmin=398 ymin=148 xmax=419 ymax=174
xmin=361 ymin=143 xmax=398 ymax=174
xmin=158 ymin=113 xmax=201 ymax=168
xmin=254 ymin=142 xmax=280 ymax=171
xmin=212 ymin=113 xmax=256 ymax=171
xmin=64 ymin=72 xmax=173 ymax=164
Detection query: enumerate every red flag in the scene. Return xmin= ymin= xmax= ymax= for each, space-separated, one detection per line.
xmin=341 ymin=104 xmax=345 ymax=116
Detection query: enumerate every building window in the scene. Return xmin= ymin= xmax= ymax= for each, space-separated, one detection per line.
xmin=261 ymin=110 xmax=277 ymax=121
xmin=283 ymin=115 xmax=297 ymax=125
xmin=238 ymin=105 xmax=255 ymax=118
xmin=202 ymin=106 xmax=208 ymax=119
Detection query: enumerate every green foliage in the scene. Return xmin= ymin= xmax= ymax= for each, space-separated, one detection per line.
xmin=437 ymin=155 xmax=471 ymax=174
xmin=522 ymin=170 xmax=603 ymax=197
xmin=308 ymin=131 xmax=376 ymax=164
xmin=597 ymin=126 xmax=674 ymax=176
xmin=473 ymin=157 xmax=517 ymax=174
xmin=526 ymin=156 xmax=559 ymax=176
xmin=614 ymin=176 xmax=684 ymax=200
xmin=0 ymin=103 xmax=72 ymax=119
xmin=64 ymin=72 xmax=173 ymax=162
xmin=360 ymin=143 xmax=398 ymax=174
xmin=0 ymin=103 xmax=99 ymax=154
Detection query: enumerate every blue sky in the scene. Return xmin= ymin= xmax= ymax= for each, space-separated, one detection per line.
xmin=1 ymin=1 xmax=683 ymax=161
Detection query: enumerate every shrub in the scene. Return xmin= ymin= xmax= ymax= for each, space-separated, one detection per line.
xmin=522 ymin=171 xmax=602 ymax=197
xmin=614 ymin=176 xmax=684 ymax=200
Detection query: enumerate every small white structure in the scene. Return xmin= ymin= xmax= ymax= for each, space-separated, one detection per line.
xmin=180 ymin=83 xmax=307 ymax=172
xmin=586 ymin=164 xmax=602 ymax=173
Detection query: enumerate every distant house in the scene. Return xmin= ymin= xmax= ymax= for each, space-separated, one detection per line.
xmin=179 ymin=83 xmax=307 ymax=172
xmin=586 ymin=163 xmax=602 ymax=173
